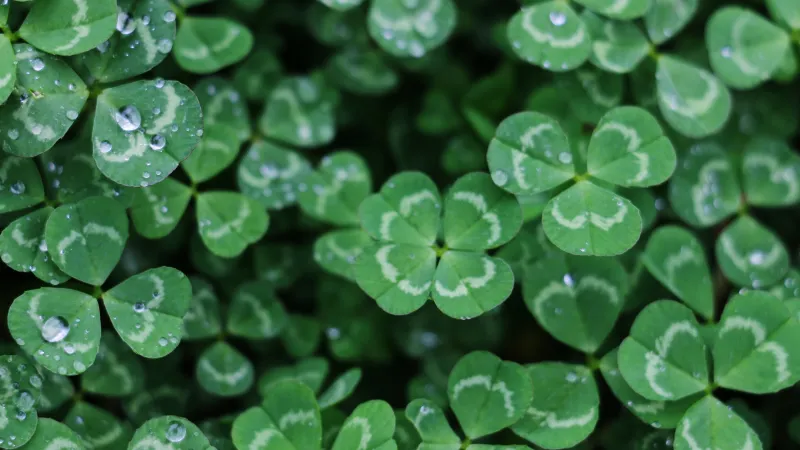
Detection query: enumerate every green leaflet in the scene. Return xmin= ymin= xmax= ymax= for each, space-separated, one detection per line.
xmin=298 ymin=151 xmax=372 ymax=226
xmin=713 ymin=291 xmax=800 ymax=393
xmin=232 ymin=380 xmax=322 ymax=450
xmin=644 ymin=0 xmax=697 ymax=45
xmin=432 ymin=252 xmax=514 ymax=319
xmin=0 ymin=355 xmax=42 ymax=448
xmin=706 ymin=7 xmax=789 ymax=89
xmin=196 ymin=191 xmax=270 ymax=258
xmin=486 ymin=111 xmax=575 ymax=196
xmin=448 ymin=351 xmax=532 ymax=439
xmin=405 ymin=399 xmax=461 ymax=447
xmin=507 ymin=1 xmax=591 ymax=72
xmin=92 ymin=79 xmax=203 ymax=187
xmin=81 ymin=331 xmax=145 ymax=397
xmin=0 ymin=35 xmax=15 ymax=104
xmin=0 ymin=154 xmax=45 ymax=213
xmin=8 ymin=288 xmax=101 ymax=376
xmin=511 ymin=363 xmax=599 ymax=449
xmin=618 ymin=300 xmax=709 ymax=401
xmin=715 ymin=216 xmax=789 ymax=289
xmin=18 ymin=0 xmax=116 ymax=56
xmin=600 ymin=348 xmax=700 ymax=429
xmin=281 ymin=314 xmax=322 ymax=358
xmin=522 ymin=253 xmax=627 ymax=353
xmin=556 ymin=67 xmax=623 ymax=124
xmin=102 ymin=267 xmax=191 ymax=358
xmin=194 ymin=76 xmax=252 ymax=144
xmin=495 ymin=222 xmax=556 ymax=280
xmin=583 ymin=10 xmax=649 ymax=74
xmin=181 ymin=124 xmax=241 ymax=184
xmin=226 ymin=280 xmax=288 ymax=339
xmin=36 ymin=360 xmax=75 ymax=412
xmin=0 ymin=45 xmax=88 ymax=157
xmin=741 ymin=136 xmax=800 ymax=207
xmin=326 ymin=47 xmax=399 ymax=96
xmin=587 ymin=106 xmax=676 ymax=187
xmin=574 ymin=0 xmax=650 ymax=20
xmin=196 ymin=341 xmax=254 ymax=397
xmin=53 ymin=142 xmax=135 ymax=207
xmin=130 ymin=177 xmax=193 ymax=239
xmin=17 ymin=418 xmax=84 ymax=450
xmin=542 ymin=181 xmax=642 ymax=256
xmin=668 ymin=142 xmax=741 ymax=228
xmin=0 ymin=207 xmax=70 ymax=286
xmin=259 ymin=75 xmax=338 ymax=149
xmin=258 ymin=357 xmax=330 ymax=396
xmin=253 ymin=243 xmax=307 ymax=288
xmin=642 ymin=225 xmax=714 ymax=319
xmin=182 ymin=276 xmax=223 ymax=341
xmin=318 ymin=368 xmax=362 ymax=409
xmin=237 ymin=140 xmax=311 ymax=210
xmin=74 ymin=0 xmax=177 ymax=83
xmin=331 ymin=400 xmax=397 ymax=450
xmin=65 ymin=402 xmax=131 ymax=449
xmin=44 ymin=196 xmax=128 ymax=286
xmin=314 ymin=229 xmax=373 ymax=281
xmin=128 ymin=416 xmax=211 ymax=449
xmin=674 ymin=397 xmax=762 ymax=450
xmin=232 ymin=49 xmax=283 ymax=102
xmin=367 ymin=0 xmax=457 ymax=58
xmin=174 ymin=17 xmax=253 ymax=74
xmin=655 ymin=55 xmax=732 ymax=138
xmin=394 ymin=410 xmax=422 ymax=450
xmin=767 ymin=0 xmax=800 ymax=30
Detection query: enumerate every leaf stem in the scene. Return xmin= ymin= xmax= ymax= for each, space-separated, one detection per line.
xmin=460 ymin=438 xmax=472 ymax=449
xmin=1 ymin=26 xmax=17 ymax=43
xmin=585 ymin=353 xmax=600 ymax=371
xmin=92 ymin=286 xmax=104 ymax=299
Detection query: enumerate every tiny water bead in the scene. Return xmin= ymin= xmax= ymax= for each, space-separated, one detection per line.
xmin=41 ymin=316 xmax=70 ymax=343
xmin=115 ymin=105 xmax=142 ymax=132
xmin=99 ymin=140 xmax=113 ymax=153
xmin=7 ymin=129 xmax=19 ymax=140
xmin=491 ymin=169 xmax=508 ymax=187
xmin=165 ymin=421 xmax=187 ymax=443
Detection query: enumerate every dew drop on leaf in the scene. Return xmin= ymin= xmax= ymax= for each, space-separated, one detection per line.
xmin=149 ymin=134 xmax=166 ymax=151
xmin=116 ymin=11 xmax=137 ymax=36
xmin=99 ymin=140 xmax=113 ymax=153
xmin=133 ymin=302 xmax=146 ymax=313
xmin=549 ymin=11 xmax=566 ymax=26
xmin=16 ymin=391 xmax=34 ymax=412
xmin=30 ymin=58 xmax=45 ymax=72
xmin=166 ymin=421 xmax=187 ymax=443
xmin=41 ymin=316 xmax=70 ymax=343
xmin=115 ymin=105 xmax=142 ymax=131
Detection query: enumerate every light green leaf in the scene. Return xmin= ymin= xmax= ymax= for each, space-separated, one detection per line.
xmin=642 ymin=225 xmax=714 ymax=319
xmin=668 ymin=142 xmax=741 ymax=228
xmin=74 ymin=0 xmax=177 ymax=83
xmin=196 ymin=341 xmax=254 ymax=397
xmin=182 ymin=276 xmax=222 ymax=341
xmin=359 ymin=172 xmax=440 ymax=246
xmin=587 ymin=106 xmax=676 ymax=187
xmin=706 ymin=7 xmax=789 ymax=89
xmin=258 ymin=357 xmax=329 ymax=396
xmin=574 ymin=0 xmax=650 ymax=20
xmin=644 ymin=0 xmax=697 ymax=45
xmin=103 ymin=267 xmax=191 ymax=358
xmin=0 ymin=355 xmax=41 ymax=449
xmin=130 ymin=177 xmax=192 ymax=239
xmin=0 ymin=208 xmax=70 ymax=286
xmin=128 ymin=416 xmax=210 ymax=449
xmin=18 ymin=0 xmax=116 ymax=56
xmin=331 ymin=400 xmax=396 ymax=450
xmin=233 ymin=49 xmax=283 ymax=102
xmin=367 ymin=0 xmax=457 ymax=58
xmin=742 ymin=136 xmax=800 ymax=207
xmin=583 ymin=11 xmax=649 ymax=74
xmin=326 ymin=47 xmax=398 ymax=96
xmin=542 ymin=181 xmax=642 ymax=256
xmin=715 ymin=216 xmax=789 ymax=289
xmin=259 ymin=75 xmax=338 ymax=149
xmin=226 ymin=280 xmax=288 ymax=339
xmin=232 ymin=380 xmax=322 ymax=450
xmin=512 ymin=363 xmax=598 ymax=449
xmin=181 ymin=125 xmax=240 ymax=183
xmin=44 ymin=196 xmax=128 ymax=286
xmin=18 ymin=418 xmax=84 ymax=450
xmin=656 ymin=56 xmax=732 ymax=138
xmin=714 ymin=291 xmax=800 ymax=393
xmin=432 ymin=251 xmax=514 ymax=320
xmin=196 ymin=191 xmax=270 ymax=258
xmin=81 ymin=331 xmax=144 ymax=397
xmin=618 ymin=300 xmax=709 ymax=401
xmin=174 ymin=17 xmax=253 ymax=74
xmin=355 ymin=243 xmax=436 ymax=316
xmin=65 ymin=402 xmax=131 ymax=449
xmin=523 ymin=253 xmax=627 ymax=353
xmin=0 ymin=45 xmax=88 ymax=157
xmin=405 ymin=399 xmax=460 ymax=447
xmin=507 ymin=1 xmax=591 ymax=72
xmin=0 ymin=155 xmax=45 ymax=213
xmin=93 ymin=79 xmax=203 ymax=187
xmin=394 ymin=410 xmax=421 ymax=450
xmin=0 ymin=36 xmax=15 ymax=104
xmin=298 ymin=152 xmax=372 ymax=226
xmin=487 ymin=111 xmax=574 ymax=196
xmin=237 ymin=140 xmax=311 ymax=210
xmin=600 ymin=348 xmax=699 ymax=429
xmin=674 ymin=397 xmax=762 ymax=450
xmin=318 ymin=368 xmax=362 ymax=409
xmin=314 ymin=229 xmax=373 ymax=281
xmin=448 ymin=351 xmax=532 ymax=440
xmin=769 ymin=268 xmax=800 ymax=300
xmin=281 ymin=314 xmax=322 ymax=359
xmin=767 ymin=0 xmax=800 ymax=30
xmin=443 ymin=172 xmax=522 ymax=250
xmin=8 ymin=288 xmax=101 ymax=376
xmin=194 ymin=77 xmax=251 ymax=144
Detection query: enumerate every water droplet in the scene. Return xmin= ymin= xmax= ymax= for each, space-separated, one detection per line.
xmin=156 ymin=39 xmax=173 ymax=53
xmin=28 ymin=376 xmax=41 ymax=389
xmin=158 ymin=337 xmax=168 ymax=346
xmin=7 ymin=129 xmax=19 ymax=140
xmin=115 ymin=105 xmax=141 ymax=131
xmin=749 ymin=251 xmax=765 ymax=266
xmin=133 ymin=302 xmax=146 ymax=313
xmin=163 ymin=10 xmax=176 ymax=23
xmin=73 ymin=361 xmax=85 ymax=372
xmin=721 ymin=47 xmax=732 ymax=58
xmin=16 ymin=391 xmax=34 ymax=412
xmin=558 ymin=152 xmax=573 ymax=164
xmin=149 ymin=134 xmax=166 ymax=151
xmin=565 ymin=372 xmax=578 ymax=383
xmin=116 ymin=11 xmax=136 ymax=35
xmin=154 ymin=78 xmax=166 ymax=89
xmin=141 ymin=15 xmax=151 ymax=25
xmin=30 ymin=58 xmax=45 ymax=72
xmin=562 ymin=273 xmax=575 ymax=287
xmin=166 ymin=421 xmax=186 ymax=443
xmin=491 ymin=169 xmax=508 ymax=186
xmin=549 ymin=11 xmax=566 ymax=26
xmin=98 ymin=140 xmax=112 ymax=153
xmin=63 ymin=344 xmax=75 ymax=355
xmin=41 ymin=316 xmax=70 ymax=343
xmin=66 ymin=110 xmax=79 ymax=121
xmin=10 ymin=181 xmax=25 ymax=195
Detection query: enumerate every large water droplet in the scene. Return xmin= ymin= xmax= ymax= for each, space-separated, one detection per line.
xmin=115 ymin=105 xmax=142 ymax=132
xmin=66 ymin=110 xmax=79 ymax=121
xmin=149 ymin=134 xmax=166 ymax=151
xmin=41 ymin=316 xmax=70 ymax=343
xmin=30 ymin=58 xmax=45 ymax=72
xmin=163 ymin=11 xmax=177 ymax=23
xmin=99 ymin=141 xmax=112 ymax=153
xmin=16 ymin=391 xmax=34 ymax=412
xmin=166 ymin=421 xmax=186 ymax=443
xmin=549 ymin=11 xmax=567 ymax=26
xmin=10 ymin=181 xmax=25 ymax=195
xmin=116 ymin=12 xmax=136 ymax=35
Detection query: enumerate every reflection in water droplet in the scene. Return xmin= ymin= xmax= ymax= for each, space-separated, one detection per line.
xmin=9 ymin=181 xmax=25 ymax=195
xmin=30 ymin=58 xmax=45 ymax=72
xmin=163 ymin=11 xmax=176 ymax=23
xmin=133 ymin=302 xmax=146 ymax=313
xmin=116 ymin=12 xmax=136 ymax=35
xmin=549 ymin=11 xmax=566 ymax=26
xmin=41 ymin=316 xmax=70 ymax=343
xmin=166 ymin=421 xmax=187 ymax=443
xmin=149 ymin=134 xmax=166 ymax=151
xmin=99 ymin=141 xmax=113 ymax=153
xmin=156 ymin=39 xmax=173 ymax=53
xmin=115 ymin=105 xmax=142 ymax=132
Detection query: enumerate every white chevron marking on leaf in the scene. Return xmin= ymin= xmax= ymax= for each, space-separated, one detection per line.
xmin=527 ymin=406 xmax=596 ymax=429
xmin=522 ymin=9 xmax=586 ymax=48
xmin=434 ymin=258 xmax=496 ymax=298
xmin=644 ymin=320 xmax=699 ymax=398
xmin=453 ymin=191 xmax=501 ymax=245
xmin=279 ymin=409 xmax=315 ymax=429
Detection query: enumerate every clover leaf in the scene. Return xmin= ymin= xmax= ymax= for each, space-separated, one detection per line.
xmin=196 ymin=340 xmax=254 ymax=397
xmin=18 ymin=0 xmax=116 ymax=56
xmin=0 ymin=355 xmax=42 ymax=448
xmin=674 ymin=396 xmax=762 ymax=450
xmin=174 ymin=17 xmax=253 ymax=74
xmin=367 ymin=0 xmax=457 ymax=58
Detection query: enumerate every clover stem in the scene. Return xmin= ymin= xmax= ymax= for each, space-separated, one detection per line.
xmin=1 ymin=26 xmax=17 ymax=43
xmin=92 ymin=286 xmax=104 ymax=299
xmin=434 ymin=245 xmax=449 ymax=258
xmin=572 ymin=173 xmax=589 ymax=183
xmin=585 ymin=353 xmax=600 ymax=371
xmin=648 ymin=45 xmax=660 ymax=61
xmin=460 ymin=438 xmax=472 ymax=449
